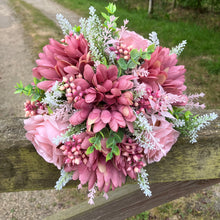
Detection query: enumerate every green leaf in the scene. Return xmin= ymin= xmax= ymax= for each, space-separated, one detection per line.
xmin=130 ymin=49 xmax=140 ymax=62
xmin=106 ymin=152 xmax=113 ymax=161
xmin=118 ymin=58 xmax=128 ymax=70
xmin=112 ymin=146 xmax=120 ymax=156
xmin=86 ymin=146 xmax=94 ymax=155
xmin=101 ymin=12 xmax=109 ymax=20
xmin=127 ymin=60 xmax=137 ymax=69
xmin=105 ymin=3 xmax=116 ymax=14
xmin=31 ymin=93 xmax=40 ymax=101
xmin=106 ymin=136 xmax=115 ymax=148
xmin=147 ymin=44 xmax=155 ymax=53
xmin=47 ymin=106 xmax=53 ymax=115
xmin=14 ymin=89 xmax=23 ymax=94
xmin=184 ymin=111 xmax=193 ymax=120
xmin=89 ymin=136 xmax=96 ymax=143
xmin=94 ymin=140 xmax=102 ymax=151
xmin=33 ymin=77 xmax=38 ymax=85
xmin=141 ymin=52 xmax=151 ymax=60
xmin=100 ymin=127 xmax=109 ymax=138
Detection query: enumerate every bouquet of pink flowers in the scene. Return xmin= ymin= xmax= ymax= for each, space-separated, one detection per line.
xmin=15 ymin=3 xmax=217 ymax=204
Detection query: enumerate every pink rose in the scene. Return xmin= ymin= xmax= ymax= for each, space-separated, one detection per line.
xmin=24 ymin=115 xmax=68 ymax=169
xmin=145 ymin=117 xmax=179 ymax=163
xmin=120 ymin=30 xmax=149 ymax=51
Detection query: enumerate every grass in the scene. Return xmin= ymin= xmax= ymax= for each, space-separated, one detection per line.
xmin=54 ymin=0 xmax=220 ymax=109
xmin=9 ymin=0 xmax=63 ymax=60
xmin=8 ymin=0 xmax=220 ymax=219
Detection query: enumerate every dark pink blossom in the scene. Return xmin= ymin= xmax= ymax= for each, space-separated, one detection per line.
xmin=141 ymin=46 xmax=186 ymax=95
xmin=69 ymin=64 xmax=136 ymax=132
xmin=33 ymin=34 xmax=93 ymax=91
xmin=62 ymin=133 xmax=146 ymax=193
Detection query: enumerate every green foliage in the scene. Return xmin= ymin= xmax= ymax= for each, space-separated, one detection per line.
xmin=14 ymin=77 xmax=45 ymax=101
xmin=117 ymin=46 xmax=155 ymax=71
xmin=171 ymin=107 xmax=199 ymax=136
xmin=73 ymin=25 xmax=81 ymax=33
xmin=105 ymin=3 xmax=116 ymax=14
xmin=86 ymin=127 xmax=124 ymax=161
xmin=101 ymin=3 xmax=118 ymax=33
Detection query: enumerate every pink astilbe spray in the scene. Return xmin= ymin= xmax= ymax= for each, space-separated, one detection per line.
xmin=136 ymin=84 xmax=188 ymax=119
xmin=186 ymin=93 xmax=206 ymax=109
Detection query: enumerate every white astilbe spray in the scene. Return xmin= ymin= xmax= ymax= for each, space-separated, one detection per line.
xmin=138 ymin=168 xmax=152 ymax=197
xmin=88 ymin=183 xmax=97 ymax=205
xmin=56 ymin=14 xmax=72 ymax=35
xmin=188 ymin=112 xmax=218 ymax=143
xmin=172 ymin=119 xmax=186 ymax=128
xmin=170 ymin=40 xmax=187 ymax=56
xmin=148 ymin=31 xmax=159 ymax=47
xmin=80 ymin=6 xmax=106 ymax=62
xmin=51 ymin=103 xmax=73 ymax=122
xmin=133 ymin=112 xmax=162 ymax=150
xmin=42 ymin=81 xmax=64 ymax=109
xmin=103 ymin=192 xmax=109 ymax=200
xmin=55 ymin=169 xmax=73 ymax=190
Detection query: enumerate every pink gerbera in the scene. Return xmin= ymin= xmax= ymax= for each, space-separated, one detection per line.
xmin=33 ymin=34 xmax=93 ymax=91
xmin=140 ymin=46 xmax=186 ymax=95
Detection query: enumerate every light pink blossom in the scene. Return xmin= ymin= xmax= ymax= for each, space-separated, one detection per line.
xmin=24 ymin=115 xmax=68 ymax=169
xmin=145 ymin=117 xmax=179 ymax=163
xmin=119 ymin=30 xmax=149 ymax=51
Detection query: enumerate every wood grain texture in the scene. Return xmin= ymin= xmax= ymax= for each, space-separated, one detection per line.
xmin=44 ymin=179 xmax=220 ymax=220
xmin=0 ymin=109 xmax=219 ymax=192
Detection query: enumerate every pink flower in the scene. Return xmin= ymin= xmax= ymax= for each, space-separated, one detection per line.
xmin=33 ymin=34 xmax=93 ymax=91
xmin=120 ymin=30 xmax=149 ymax=51
xmin=62 ymin=133 xmax=126 ymax=192
xmin=24 ymin=115 xmax=68 ymax=169
xmin=141 ymin=46 xmax=186 ymax=95
xmin=145 ymin=117 xmax=179 ymax=163
xmin=115 ymin=136 xmax=146 ymax=179
xmin=61 ymin=134 xmax=146 ymax=193
xmin=69 ymin=64 xmax=136 ymax=132
xmin=114 ymin=30 xmax=149 ymax=60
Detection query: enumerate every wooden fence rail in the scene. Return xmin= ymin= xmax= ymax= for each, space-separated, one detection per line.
xmin=0 ymin=109 xmax=219 ymax=219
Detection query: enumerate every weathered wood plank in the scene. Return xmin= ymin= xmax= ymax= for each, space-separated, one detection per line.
xmin=0 ymin=109 xmax=219 ymax=192
xmin=44 ymin=178 xmax=220 ymax=220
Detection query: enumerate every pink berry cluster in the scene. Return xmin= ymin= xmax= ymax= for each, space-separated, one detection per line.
xmin=24 ymin=100 xmax=45 ymax=117
xmin=137 ymin=88 xmax=161 ymax=114
xmin=116 ymin=138 xmax=146 ymax=178
xmin=60 ymin=136 xmax=88 ymax=167
xmin=114 ymin=43 xmax=132 ymax=60
xmin=59 ymin=77 xmax=84 ymax=104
